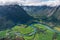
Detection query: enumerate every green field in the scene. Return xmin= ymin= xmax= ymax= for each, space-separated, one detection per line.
xmin=0 ymin=24 xmax=60 ymax=40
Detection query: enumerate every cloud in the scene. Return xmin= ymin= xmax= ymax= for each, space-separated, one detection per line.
xmin=0 ymin=0 xmax=25 ymax=5
xmin=0 ymin=0 xmax=60 ymax=6
xmin=24 ymin=0 xmax=60 ymax=6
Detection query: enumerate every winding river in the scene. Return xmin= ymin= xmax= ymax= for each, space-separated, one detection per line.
xmin=15 ymin=22 xmax=60 ymax=37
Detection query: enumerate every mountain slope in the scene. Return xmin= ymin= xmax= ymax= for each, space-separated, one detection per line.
xmin=22 ymin=5 xmax=60 ymax=26
xmin=0 ymin=4 xmax=33 ymax=30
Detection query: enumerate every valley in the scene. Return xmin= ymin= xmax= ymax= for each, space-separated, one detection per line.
xmin=0 ymin=4 xmax=60 ymax=40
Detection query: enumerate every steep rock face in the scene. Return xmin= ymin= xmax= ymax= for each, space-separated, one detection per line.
xmin=0 ymin=4 xmax=33 ymax=30
xmin=53 ymin=6 xmax=60 ymax=20
xmin=22 ymin=6 xmax=60 ymax=19
xmin=22 ymin=6 xmax=54 ymax=18
xmin=22 ymin=6 xmax=60 ymax=25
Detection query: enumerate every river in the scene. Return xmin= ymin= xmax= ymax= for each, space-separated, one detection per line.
xmin=15 ymin=22 xmax=60 ymax=37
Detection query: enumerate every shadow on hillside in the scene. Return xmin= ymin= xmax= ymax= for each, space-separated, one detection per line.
xmin=0 ymin=4 xmax=34 ymax=31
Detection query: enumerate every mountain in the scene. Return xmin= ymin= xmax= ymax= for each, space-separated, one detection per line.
xmin=22 ymin=6 xmax=53 ymax=18
xmin=0 ymin=4 xmax=60 ymax=30
xmin=0 ymin=4 xmax=33 ymax=30
xmin=22 ymin=5 xmax=60 ymax=27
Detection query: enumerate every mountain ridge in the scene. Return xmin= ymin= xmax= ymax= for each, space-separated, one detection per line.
xmin=0 ymin=4 xmax=33 ymax=30
xmin=22 ymin=5 xmax=60 ymax=26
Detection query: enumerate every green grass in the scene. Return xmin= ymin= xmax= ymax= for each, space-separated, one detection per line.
xmin=12 ymin=26 xmax=34 ymax=34
xmin=0 ymin=24 xmax=60 ymax=40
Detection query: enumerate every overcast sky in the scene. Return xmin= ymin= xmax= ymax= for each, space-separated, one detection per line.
xmin=0 ymin=0 xmax=60 ymax=6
